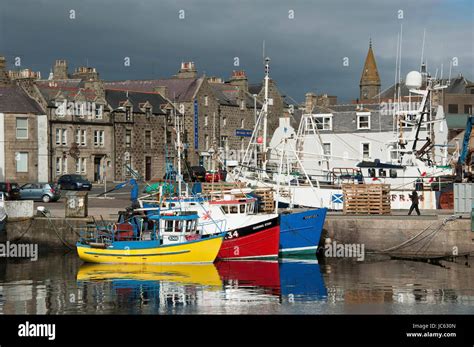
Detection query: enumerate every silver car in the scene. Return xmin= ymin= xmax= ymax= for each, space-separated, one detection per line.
xmin=19 ymin=183 xmax=61 ymax=203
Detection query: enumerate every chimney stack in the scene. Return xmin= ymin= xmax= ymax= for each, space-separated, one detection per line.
xmin=305 ymin=92 xmax=317 ymax=113
xmin=53 ymin=59 xmax=68 ymax=80
xmin=229 ymin=70 xmax=248 ymax=92
xmin=176 ymin=62 xmax=197 ymax=78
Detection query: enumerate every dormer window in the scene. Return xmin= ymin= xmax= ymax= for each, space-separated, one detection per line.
xmin=145 ymin=107 xmax=152 ymax=118
xmin=95 ymin=104 xmax=103 ymax=119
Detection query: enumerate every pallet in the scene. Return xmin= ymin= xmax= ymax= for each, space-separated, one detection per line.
xmin=342 ymin=184 xmax=391 ymax=215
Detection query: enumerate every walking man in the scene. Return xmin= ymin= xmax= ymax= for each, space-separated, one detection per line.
xmin=408 ymin=190 xmax=420 ymax=216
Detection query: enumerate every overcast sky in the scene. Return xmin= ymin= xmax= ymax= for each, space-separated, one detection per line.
xmin=1 ymin=0 xmax=473 ymax=102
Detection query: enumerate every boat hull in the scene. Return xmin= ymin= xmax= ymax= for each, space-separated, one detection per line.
xmin=279 ymin=208 xmax=327 ymax=256
xmin=217 ymin=216 xmax=280 ymax=260
xmin=76 ymin=234 xmax=224 ymax=264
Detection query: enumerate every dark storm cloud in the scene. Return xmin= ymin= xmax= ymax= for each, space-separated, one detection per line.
xmin=1 ymin=0 xmax=472 ymax=102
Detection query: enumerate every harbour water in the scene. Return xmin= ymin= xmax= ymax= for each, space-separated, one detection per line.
xmin=0 ymin=253 xmax=473 ymax=315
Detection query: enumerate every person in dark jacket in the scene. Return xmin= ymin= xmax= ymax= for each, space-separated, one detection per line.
xmin=408 ymin=190 xmax=420 ymax=216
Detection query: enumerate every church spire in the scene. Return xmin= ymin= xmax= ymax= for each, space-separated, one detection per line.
xmin=359 ymin=40 xmax=381 ymax=101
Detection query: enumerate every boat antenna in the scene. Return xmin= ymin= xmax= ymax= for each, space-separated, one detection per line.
xmin=261 ymin=56 xmax=270 ymax=172
xmin=420 ymin=28 xmax=426 ymax=70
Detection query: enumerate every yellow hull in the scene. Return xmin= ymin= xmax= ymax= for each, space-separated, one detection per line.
xmin=76 ymin=236 xmax=223 ymax=264
xmin=77 ymin=263 xmax=222 ymax=287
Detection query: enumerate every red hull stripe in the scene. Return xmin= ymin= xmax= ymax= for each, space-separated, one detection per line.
xmin=217 ymin=225 xmax=280 ymax=259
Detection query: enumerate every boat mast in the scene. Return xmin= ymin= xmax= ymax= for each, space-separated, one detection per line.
xmin=262 ymin=57 xmax=270 ymax=172
xmin=175 ymin=103 xmax=182 ymax=196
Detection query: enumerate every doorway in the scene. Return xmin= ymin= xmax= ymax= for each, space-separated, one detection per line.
xmin=145 ymin=156 xmax=152 ymax=181
xmin=94 ymin=156 xmax=101 ymax=182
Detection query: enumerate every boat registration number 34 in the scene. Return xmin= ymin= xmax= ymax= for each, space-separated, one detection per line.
xmin=225 ymin=230 xmax=240 ymax=240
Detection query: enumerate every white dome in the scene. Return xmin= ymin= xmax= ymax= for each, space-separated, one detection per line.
xmin=406 ymin=71 xmax=422 ymax=89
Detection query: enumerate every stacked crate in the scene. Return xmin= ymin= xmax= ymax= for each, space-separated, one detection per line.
xmin=254 ymin=188 xmax=276 ymax=213
xmin=342 ymin=184 xmax=391 ymax=215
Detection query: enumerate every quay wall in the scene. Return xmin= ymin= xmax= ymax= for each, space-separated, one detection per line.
xmin=4 ymin=214 xmax=474 ymax=258
xmin=324 ymin=215 xmax=474 ymax=258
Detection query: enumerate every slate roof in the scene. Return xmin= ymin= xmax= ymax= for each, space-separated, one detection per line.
xmin=104 ymin=78 xmax=201 ymax=102
xmin=210 ymin=83 xmax=262 ymax=108
xmin=248 ymin=83 xmax=263 ymax=95
xmin=105 ymin=90 xmax=168 ymax=115
xmin=36 ymin=80 xmax=97 ymax=103
xmin=376 ymin=75 xmax=473 ymax=99
xmin=0 ymin=85 xmax=44 ymax=114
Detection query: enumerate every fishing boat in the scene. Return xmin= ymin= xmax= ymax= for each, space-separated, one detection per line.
xmin=140 ymin=193 xmax=281 ymax=260
xmin=76 ymin=210 xmax=225 ymax=264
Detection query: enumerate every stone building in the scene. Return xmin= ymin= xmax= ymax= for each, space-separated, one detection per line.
xmin=105 ymin=89 xmax=173 ymax=181
xmin=0 ymin=56 xmax=47 ymax=183
xmin=248 ymin=77 xmax=288 ymax=143
xmin=208 ymin=71 xmax=262 ymax=167
xmin=34 ymin=60 xmax=114 ymax=182
xmin=105 ymin=62 xmax=220 ymax=168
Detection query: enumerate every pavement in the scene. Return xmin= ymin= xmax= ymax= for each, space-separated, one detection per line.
xmin=35 ymin=186 xmax=457 ymax=220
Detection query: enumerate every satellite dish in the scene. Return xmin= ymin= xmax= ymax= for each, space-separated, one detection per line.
xmin=406 ymin=71 xmax=422 ymax=89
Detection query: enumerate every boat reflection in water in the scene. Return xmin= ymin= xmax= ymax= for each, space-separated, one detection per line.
xmin=77 ymin=263 xmax=223 ymax=313
xmin=216 ymin=258 xmax=327 ymax=302
xmin=75 ymin=258 xmax=328 ymax=311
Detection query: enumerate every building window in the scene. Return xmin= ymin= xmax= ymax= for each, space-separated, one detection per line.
xmin=56 ymin=157 xmax=67 ymax=174
xmin=204 ymin=95 xmax=208 ymax=106
xmin=76 ymin=102 xmax=84 ymax=118
xmin=145 ymin=107 xmax=152 ymax=118
xmin=322 ymin=143 xmax=331 ymax=159
xmin=361 ymin=143 xmax=371 ymax=160
xmin=94 ymin=130 xmax=105 ymax=146
xmin=56 ymin=157 xmax=62 ymax=175
xmin=241 ymin=119 xmax=245 ymax=128
xmin=16 ymin=118 xmax=28 ymax=139
xmin=240 ymin=100 xmax=245 ymax=110
xmin=448 ymin=104 xmax=458 ymax=113
xmin=220 ymin=136 xmax=229 ymax=151
xmin=357 ymin=113 xmax=370 ymax=130
xmin=240 ymin=138 xmax=245 ymax=152
xmin=464 ymin=105 xmax=472 ymax=114
xmin=126 ymin=129 xmax=132 ymax=147
xmin=125 ymin=106 xmax=132 ymax=121
xmin=223 ymin=117 xmax=227 ymax=126
xmin=204 ymin=115 xmax=208 ymax=126
xmin=313 ymin=115 xmax=332 ymax=131
xmin=16 ymin=152 xmax=28 ymax=173
xmin=75 ymin=158 xmax=86 ymax=174
xmin=205 ymin=134 xmax=209 ymax=150
xmin=75 ymin=129 xmax=86 ymax=146
xmin=145 ymin=130 xmax=151 ymax=148
xmin=95 ymin=104 xmax=103 ymax=119
xmin=56 ymin=128 xmax=67 ymax=145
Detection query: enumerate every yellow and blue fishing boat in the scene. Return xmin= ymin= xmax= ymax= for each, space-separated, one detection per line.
xmin=76 ymin=210 xmax=225 ymax=264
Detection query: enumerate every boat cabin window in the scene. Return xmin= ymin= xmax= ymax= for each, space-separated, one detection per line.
xmin=240 ymin=204 xmax=245 ymax=213
xmin=165 ymin=220 xmax=174 ymax=232
xmin=246 ymin=203 xmax=254 ymax=214
xmin=379 ymin=169 xmax=386 ymax=177
xmin=230 ymin=205 xmax=238 ymax=214
xmin=221 ymin=205 xmax=229 ymax=214
xmin=368 ymin=168 xmax=376 ymax=178
xmin=390 ymin=169 xmax=397 ymax=178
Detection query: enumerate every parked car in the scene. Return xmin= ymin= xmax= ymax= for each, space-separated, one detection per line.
xmin=190 ymin=166 xmax=207 ymax=182
xmin=0 ymin=182 xmax=21 ymax=200
xmin=19 ymin=183 xmax=61 ymax=203
xmin=57 ymin=174 xmax=92 ymax=191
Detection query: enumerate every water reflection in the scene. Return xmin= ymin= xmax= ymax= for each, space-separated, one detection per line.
xmin=0 ymin=253 xmax=472 ymax=314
